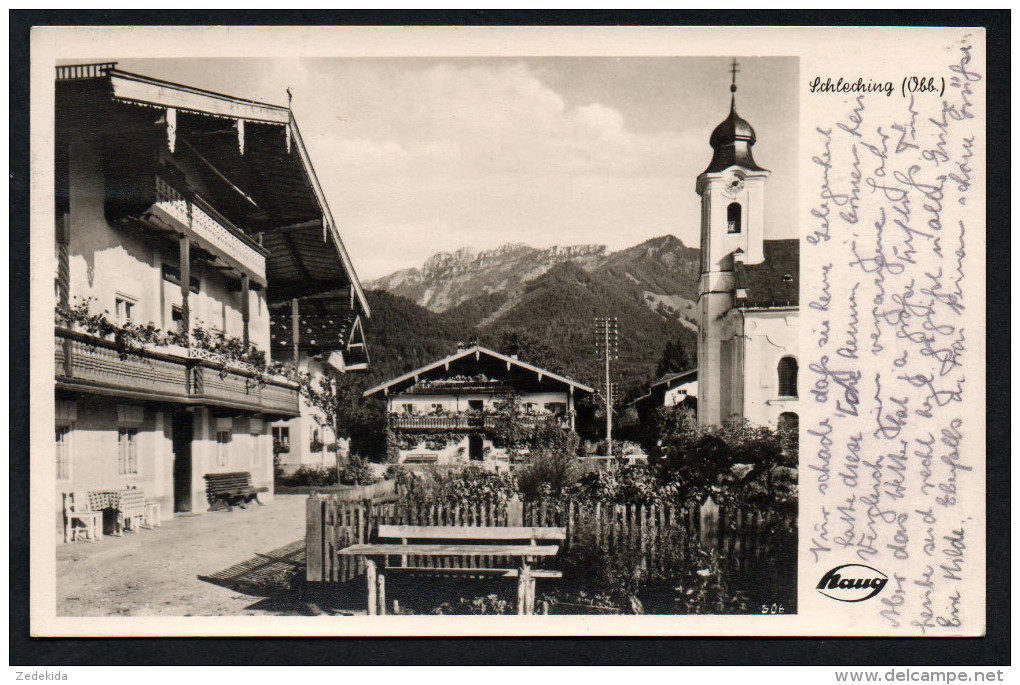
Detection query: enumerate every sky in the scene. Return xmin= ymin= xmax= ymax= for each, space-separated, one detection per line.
xmin=118 ymin=57 xmax=798 ymax=281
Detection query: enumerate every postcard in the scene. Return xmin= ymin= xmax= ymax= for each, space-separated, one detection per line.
xmin=29 ymin=24 xmax=985 ymax=637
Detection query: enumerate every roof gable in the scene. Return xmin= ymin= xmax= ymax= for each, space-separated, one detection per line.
xmin=363 ymin=346 xmax=594 ymax=398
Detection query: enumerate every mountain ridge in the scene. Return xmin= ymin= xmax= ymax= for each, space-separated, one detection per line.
xmin=367 ymin=235 xmax=700 ymax=322
xmin=361 ymin=235 xmax=702 ymax=397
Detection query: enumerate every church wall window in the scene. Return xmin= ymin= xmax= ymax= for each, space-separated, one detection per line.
xmin=778 ymin=356 xmax=798 ymax=397
xmin=778 ymin=412 xmax=799 ymax=433
xmin=727 ymin=203 xmax=742 ymax=234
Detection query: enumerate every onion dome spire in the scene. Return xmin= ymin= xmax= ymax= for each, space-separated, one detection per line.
xmin=703 ymin=58 xmax=767 ymax=174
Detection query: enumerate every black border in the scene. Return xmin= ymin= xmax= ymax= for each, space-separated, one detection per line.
xmin=9 ymin=9 xmax=1010 ymax=667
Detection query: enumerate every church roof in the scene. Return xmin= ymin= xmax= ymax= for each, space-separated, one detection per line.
xmin=734 ymin=239 xmax=799 ymax=308
xmin=703 ymin=99 xmax=768 ymax=174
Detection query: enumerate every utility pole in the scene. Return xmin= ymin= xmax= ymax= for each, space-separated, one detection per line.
xmin=594 ymin=316 xmax=618 ymax=450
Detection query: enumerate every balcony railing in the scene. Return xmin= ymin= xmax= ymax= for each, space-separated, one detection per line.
xmin=56 ymin=63 xmax=117 ymax=80
xmin=55 ymin=327 xmax=299 ymax=416
xmin=154 ymin=176 xmax=267 ymax=279
xmin=389 ymin=413 xmax=567 ymax=431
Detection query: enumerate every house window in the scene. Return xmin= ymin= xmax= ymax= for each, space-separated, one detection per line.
xmin=272 ymin=426 xmax=290 ymax=453
xmin=468 ymin=400 xmax=484 ymax=412
xmin=310 ymin=428 xmax=322 ymax=453
xmin=215 ymin=430 xmax=231 ymax=467
xmin=401 ymin=404 xmax=415 ymax=414
xmin=56 ymin=424 xmax=72 ymax=480
xmin=171 ymin=305 xmax=184 ymax=333
xmin=727 ymin=203 xmax=742 ymax=234
xmin=114 ymin=295 xmax=137 ymax=325
xmin=162 ymin=263 xmax=200 ymax=293
xmin=118 ymin=427 xmax=139 ymax=475
xmin=778 ymin=357 xmax=798 ymax=397
xmin=431 ymin=403 xmax=444 ymax=413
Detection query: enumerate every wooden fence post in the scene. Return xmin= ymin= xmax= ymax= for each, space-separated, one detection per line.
xmin=699 ymin=495 xmax=719 ymax=552
xmin=305 ymin=492 xmax=323 ymax=582
xmin=507 ymin=495 xmax=523 ymax=527
xmin=366 ymin=557 xmax=378 ymax=616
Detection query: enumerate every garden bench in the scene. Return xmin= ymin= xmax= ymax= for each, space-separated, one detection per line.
xmin=338 ymin=524 xmax=565 ymax=615
xmin=116 ymin=488 xmax=148 ymax=533
xmin=204 ymin=471 xmax=268 ymax=511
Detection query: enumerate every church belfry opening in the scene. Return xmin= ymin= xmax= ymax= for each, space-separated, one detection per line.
xmin=727 ymin=203 xmax=742 ymax=233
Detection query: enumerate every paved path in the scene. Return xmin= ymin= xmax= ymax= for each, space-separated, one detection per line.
xmin=56 ymin=494 xmax=318 ymax=617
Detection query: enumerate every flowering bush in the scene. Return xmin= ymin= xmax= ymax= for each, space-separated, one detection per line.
xmin=278 ymin=457 xmax=377 ymax=488
xmin=396 ymin=465 xmax=517 ymax=506
xmin=566 ymin=464 xmax=680 ymax=505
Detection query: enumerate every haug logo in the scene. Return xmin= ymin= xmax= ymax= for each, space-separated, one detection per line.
xmin=816 ymin=564 xmax=889 ymax=602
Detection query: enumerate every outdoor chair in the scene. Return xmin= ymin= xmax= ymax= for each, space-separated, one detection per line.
xmin=62 ymin=491 xmax=103 ymax=543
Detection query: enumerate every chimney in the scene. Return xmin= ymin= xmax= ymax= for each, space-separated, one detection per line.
xmin=456 ymin=341 xmax=466 ymax=353
xmin=510 ymin=354 xmax=519 ymax=360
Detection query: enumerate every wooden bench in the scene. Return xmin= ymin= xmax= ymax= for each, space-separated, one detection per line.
xmin=338 ymin=524 xmax=566 ymax=615
xmin=117 ymin=488 xmax=148 ymax=533
xmin=204 ymin=471 xmax=268 ymax=511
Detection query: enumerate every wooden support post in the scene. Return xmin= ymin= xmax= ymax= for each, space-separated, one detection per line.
xmin=365 ymin=558 xmax=378 ymax=616
xmin=179 ymin=234 xmax=191 ymax=334
xmin=517 ymin=559 xmax=531 ymax=615
xmin=240 ymin=273 xmax=250 ymax=351
xmin=377 ymin=572 xmax=386 ymax=616
xmin=290 ymin=297 xmax=300 ymax=367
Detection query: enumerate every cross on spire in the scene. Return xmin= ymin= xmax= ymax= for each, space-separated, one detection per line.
xmin=730 ymin=58 xmax=739 ymax=93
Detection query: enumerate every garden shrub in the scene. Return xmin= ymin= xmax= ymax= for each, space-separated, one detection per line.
xmin=395 ymin=465 xmax=517 ymax=506
xmin=556 ymin=507 xmax=748 ymax=614
xmin=431 ymin=594 xmax=511 ymax=615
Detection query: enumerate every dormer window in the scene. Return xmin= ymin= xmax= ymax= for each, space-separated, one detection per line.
xmin=727 ymin=203 xmax=742 ymax=234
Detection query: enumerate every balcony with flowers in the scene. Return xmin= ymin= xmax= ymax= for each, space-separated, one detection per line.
xmin=55 ymin=299 xmax=299 ymax=416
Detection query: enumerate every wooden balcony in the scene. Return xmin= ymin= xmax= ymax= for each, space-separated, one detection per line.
xmin=152 ymin=175 xmax=268 ymax=285
xmin=389 ymin=413 xmax=567 ymax=431
xmin=55 ymin=327 xmax=299 ymax=417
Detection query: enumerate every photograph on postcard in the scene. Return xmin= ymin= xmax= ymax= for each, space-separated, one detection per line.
xmin=49 ymin=55 xmax=798 ymax=619
xmin=30 ymin=25 xmax=985 ymax=637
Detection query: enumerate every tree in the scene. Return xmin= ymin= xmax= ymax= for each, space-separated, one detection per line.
xmin=489 ymin=392 xmax=530 ymax=456
xmin=494 ymin=329 xmax=561 ymax=372
xmin=655 ymin=336 xmax=692 ymax=379
xmin=655 ymin=414 xmax=797 ymax=510
xmin=294 ymin=364 xmax=374 ymax=462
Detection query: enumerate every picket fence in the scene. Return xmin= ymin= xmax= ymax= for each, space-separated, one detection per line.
xmin=305 ymin=483 xmax=796 ymax=587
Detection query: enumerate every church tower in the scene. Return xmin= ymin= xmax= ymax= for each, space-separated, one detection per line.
xmin=696 ymin=59 xmax=770 ymax=426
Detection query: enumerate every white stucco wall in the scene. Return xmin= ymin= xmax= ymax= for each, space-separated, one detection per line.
xmin=740 ymin=309 xmax=799 ymax=428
